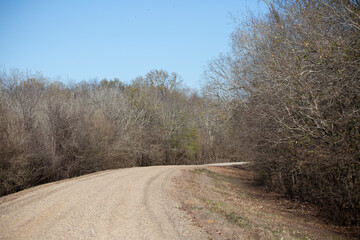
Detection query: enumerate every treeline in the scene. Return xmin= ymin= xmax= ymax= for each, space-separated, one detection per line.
xmin=204 ymin=0 xmax=359 ymax=226
xmin=0 ymin=69 xmax=229 ymax=196
xmin=1 ymin=0 xmax=359 ymax=228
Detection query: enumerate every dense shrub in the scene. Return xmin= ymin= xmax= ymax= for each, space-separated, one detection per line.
xmin=0 ymin=69 xmax=224 ymax=196
xmin=204 ymin=0 xmax=360 ymax=226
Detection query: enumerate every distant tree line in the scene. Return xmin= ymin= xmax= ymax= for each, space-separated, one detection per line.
xmin=204 ymin=0 xmax=359 ymax=226
xmin=0 ymin=69 xmax=230 ymax=196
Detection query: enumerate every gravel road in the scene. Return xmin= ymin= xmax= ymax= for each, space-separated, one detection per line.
xmin=0 ymin=165 xmax=209 ymax=240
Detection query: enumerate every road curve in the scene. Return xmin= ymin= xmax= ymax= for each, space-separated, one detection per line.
xmin=204 ymin=162 xmax=250 ymax=167
xmin=0 ymin=165 xmax=207 ymax=240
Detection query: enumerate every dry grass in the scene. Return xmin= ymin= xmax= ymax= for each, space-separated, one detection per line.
xmin=173 ymin=166 xmax=358 ymax=240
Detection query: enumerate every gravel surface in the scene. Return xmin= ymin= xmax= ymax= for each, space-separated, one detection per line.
xmin=204 ymin=162 xmax=250 ymax=167
xmin=0 ymin=165 xmax=208 ymax=240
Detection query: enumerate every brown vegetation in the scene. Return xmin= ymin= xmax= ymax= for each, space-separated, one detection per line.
xmin=203 ymin=0 xmax=360 ymax=226
xmin=0 ymin=69 xmax=228 ymax=196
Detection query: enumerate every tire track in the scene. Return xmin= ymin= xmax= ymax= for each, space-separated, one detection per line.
xmin=0 ymin=166 xmax=207 ymax=240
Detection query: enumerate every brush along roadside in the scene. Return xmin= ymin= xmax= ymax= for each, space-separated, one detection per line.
xmin=172 ymin=165 xmax=357 ymax=240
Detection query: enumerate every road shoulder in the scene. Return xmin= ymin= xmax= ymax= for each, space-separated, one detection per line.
xmin=172 ymin=165 xmax=356 ymax=240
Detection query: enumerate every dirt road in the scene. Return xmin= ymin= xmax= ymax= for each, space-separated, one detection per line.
xmin=1 ymin=163 xmax=353 ymax=240
xmin=0 ymin=165 xmax=208 ymax=240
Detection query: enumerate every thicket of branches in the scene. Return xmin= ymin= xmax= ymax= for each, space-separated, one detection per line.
xmin=0 ymin=69 xmax=229 ymax=196
xmin=204 ymin=0 xmax=359 ymax=226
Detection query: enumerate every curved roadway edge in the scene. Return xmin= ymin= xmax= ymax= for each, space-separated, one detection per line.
xmin=0 ymin=166 xmax=208 ymax=240
xmin=204 ymin=161 xmax=250 ymax=167
xmin=0 ymin=163 xmax=249 ymax=239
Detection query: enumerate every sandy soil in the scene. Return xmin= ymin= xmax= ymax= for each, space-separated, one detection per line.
xmin=0 ymin=165 xmax=207 ymax=240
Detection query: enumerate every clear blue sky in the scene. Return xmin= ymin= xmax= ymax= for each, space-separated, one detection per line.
xmin=0 ymin=0 xmax=266 ymax=89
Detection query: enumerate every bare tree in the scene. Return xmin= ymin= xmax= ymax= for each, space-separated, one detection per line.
xmin=203 ymin=0 xmax=360 ymax=226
